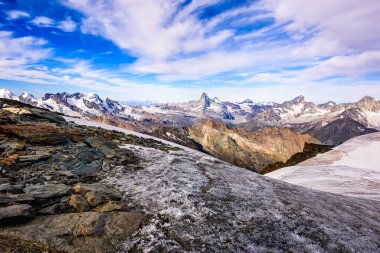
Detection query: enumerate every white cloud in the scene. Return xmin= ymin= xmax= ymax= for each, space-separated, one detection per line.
xmin=6 ymin=10 xmax=30 ymax=20
xmin=266 ymin=0 xmax=380 ymax=51
xmin=246 ymin=51 xmax=380 ymax=84
xmin=61 ymin=0 xmax=380 ymax=83
xmin=63 ymin=0 xmax=234 ymax=61
xmin=2 ymin=0 xmax=380 ymax=103
xmin=30 ymin=16 xmax=77 ymax=33
xmin=0 ymin=31 xmax=51 ymax=62
xmin=31 ymin=16 xmax=54 ymax=27
xmin=58 ymin=17 xmax=77 ymax=32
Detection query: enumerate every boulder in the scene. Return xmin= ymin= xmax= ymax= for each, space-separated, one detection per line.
xmin=0 ymin=204 xmax=34 ymax=223
xmin=24 ymin=183 xmax=70 ymax=199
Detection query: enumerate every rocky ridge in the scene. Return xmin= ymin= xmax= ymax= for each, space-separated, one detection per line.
xmin=148 ymin=120 xmax=323 ymax=174
xmin=0 ymin=98 xmax=178 ymax=252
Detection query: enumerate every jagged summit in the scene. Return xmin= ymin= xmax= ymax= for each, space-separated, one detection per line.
xmin=289 ymin=95 xmax=305 ymax=104
xmin=2 ymin=88 xmax=380 ymax=136
xmin=0 ymin=89 xmax=15 ymax=99
xmin=196 ymin=92 xmax=211 ymax=109
xmin=239 ymin=99 xmax=253 ymax=104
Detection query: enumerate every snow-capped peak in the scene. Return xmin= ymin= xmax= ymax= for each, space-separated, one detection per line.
xmin=83 ymin=92 xmax=101 ymax=102
xmin=239 ymin=99 xmax=253 ymax=104
xmin=20 ymin=92 xmax=35 ymax=99
xmin=0 ymin=89 xmax=16 ymax=99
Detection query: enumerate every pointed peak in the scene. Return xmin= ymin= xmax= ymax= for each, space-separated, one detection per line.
xmin=0 ymin=89 xmax=15 ymax=99
xmin=241 ymin=99 xmax=253 ymax=104
xmin=84 ymin=93 xmax=101 ymax=101
xmin=290 ymin=95 xmax=305 ymax=104
xmin=200 ymin=92 xmax=209 ymax=99
xmin=20 ymin=92 xmax=35 ymax=99
xmin=196 ymin=92 xmax=211 ymax=109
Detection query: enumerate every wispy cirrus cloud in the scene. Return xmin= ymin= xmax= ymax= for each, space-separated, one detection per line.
xmin=6 ymin=10 xmax=30 ymax=20
xmin=60 ymin=0 xmax=380 ymax=85
xmin=29 ymin=16 xmax=77 ymax=32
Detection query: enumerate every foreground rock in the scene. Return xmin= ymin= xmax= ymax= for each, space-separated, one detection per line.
xmin=0 ymin=211 xmax=142 ymax=252
xmin=0 ymin=98 xmax=177 ymax=252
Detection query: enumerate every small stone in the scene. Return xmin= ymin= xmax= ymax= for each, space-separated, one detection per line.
xmin=0 ymin=183 xmax=12 ymax=192
xmin=0 ymin=143 xmax=9 ymax=151
xmin=18 ymin=153 xmax=51 ymax=163
xmin=43 ymin=175 xmax=53 ymax=181
xmin=59 ymin=170 xmax=75 ymax=177
xmin=38 ymin=204 xmax=60 ymax=215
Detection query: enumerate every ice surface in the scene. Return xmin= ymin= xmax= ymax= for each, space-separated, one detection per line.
xmin=266 ymin=132 xmax=380 ymax=201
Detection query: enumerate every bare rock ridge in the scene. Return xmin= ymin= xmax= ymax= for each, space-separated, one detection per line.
xmin=1 ymin=98 xmax=380 ymax=252
xmin=189 ymin=120 xmax=320 ymax=173
xmin=148 ymin=119 xmax=325 ymax=174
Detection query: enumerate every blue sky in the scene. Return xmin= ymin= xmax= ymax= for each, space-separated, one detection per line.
xmin=0 ymin=0 xmax=380 ymax=103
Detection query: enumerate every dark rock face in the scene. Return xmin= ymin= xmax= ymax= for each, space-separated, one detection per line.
xmin=307 ymin=117 xmax=378 ymax=145
xmin=261 ymin=143 xmax=334 ymax=174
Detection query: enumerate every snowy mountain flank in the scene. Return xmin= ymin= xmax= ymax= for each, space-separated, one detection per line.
xmin=67 ymin=116 xmax=380 ymax=252
xmin=266 ymin=132 xmax=380 ymax=201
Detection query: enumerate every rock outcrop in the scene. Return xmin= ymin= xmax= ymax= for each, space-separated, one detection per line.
xmin=0 ymin=98 xmax=178 ymax=252
xmin=188 ymin=120 xmax=320 ymax=173
xmin=305 ymin=117 xmax=378 ymax=145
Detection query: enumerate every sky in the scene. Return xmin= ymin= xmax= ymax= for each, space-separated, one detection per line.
xmin=0 ymin=0 xmax=380 ymax=103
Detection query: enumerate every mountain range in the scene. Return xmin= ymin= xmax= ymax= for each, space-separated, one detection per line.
xmin=1 ymin=88 xmax=379 ymax=173
xmin=2 ymin=88 xmax=379 ymax=145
